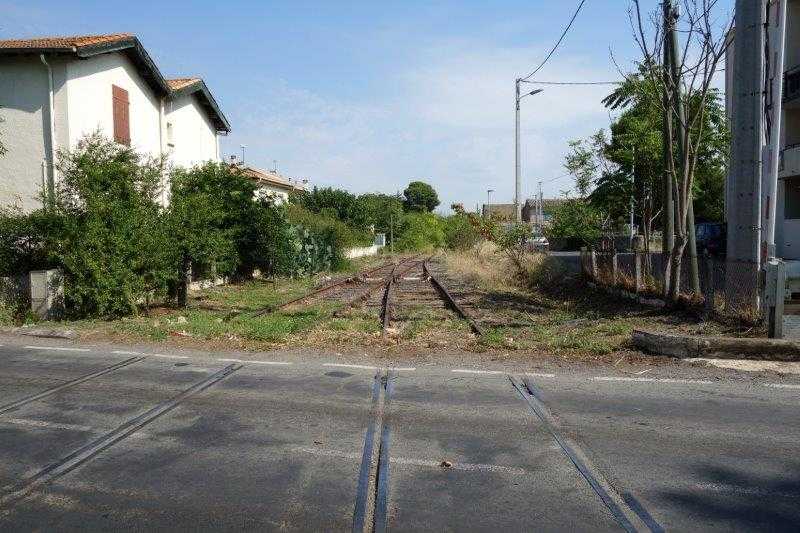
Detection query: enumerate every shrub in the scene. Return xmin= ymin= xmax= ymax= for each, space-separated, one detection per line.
xmin=43 ymin=134 xmax=174 ymax=317
xmin=442 ymin=213 xmax=480 ymax=250
xmin=394 ymin=212 xmax=445 ymax=251
xmin=546 ymin=198 xmax=602 ymax=247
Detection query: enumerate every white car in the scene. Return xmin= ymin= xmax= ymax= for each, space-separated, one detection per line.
xmin=532 ymin=237 xmax=549 ymax=252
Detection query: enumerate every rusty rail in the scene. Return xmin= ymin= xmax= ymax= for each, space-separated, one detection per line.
xmin=380 ymin=259 xmax=426 ymax=334
xmin=251 ymin=256 xmax=413 ymax=318
xmin=423 ymin=261 xmax=483 ymax=336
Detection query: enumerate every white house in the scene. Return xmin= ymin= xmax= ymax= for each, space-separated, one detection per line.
xmin=0 ymin=34 xmax=231 ymax=211
xmin=239 ymin=165 xmax=306 ymax=204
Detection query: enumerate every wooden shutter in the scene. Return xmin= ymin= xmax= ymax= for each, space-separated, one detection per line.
xmin=112 ymin=85 xmax=130 ymax=145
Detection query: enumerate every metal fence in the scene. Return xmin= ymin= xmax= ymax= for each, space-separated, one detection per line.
xmin=580 ymin=248 xmax=762 ymax=323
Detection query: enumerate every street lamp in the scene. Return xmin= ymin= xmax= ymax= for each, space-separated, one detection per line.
xmin=515 ymin=81 xmax=544 ymax=222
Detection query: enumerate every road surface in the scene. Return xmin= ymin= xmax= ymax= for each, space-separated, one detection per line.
xmin=0 ymin=337 xmax=798 ymax=531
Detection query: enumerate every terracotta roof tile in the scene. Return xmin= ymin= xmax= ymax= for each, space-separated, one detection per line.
xmin=167 ymin=78 xmax=202 ymax=91
xmin=0 ymin=33 xmax=134 ymax=50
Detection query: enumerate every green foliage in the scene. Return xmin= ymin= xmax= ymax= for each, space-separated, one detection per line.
xmin=291 ymin=187 xmax=369 ymax=228
xmin=442 ymin=213 xmax=480 ymax=250
xmin=49 ymin=134 xmax=173 ymax=317
xmin=403 ymin=181 xmax=440 ymax=212
xmin=0 ymin=135 xmax=356 ymax=319
xmin=394 ymin=212 xmax=445 ymax=251
xmin=356 ymin=193 xmax=404 ymax=235
xmin=591 ymin=71 xmax=729 ymax=225
xmin=546 ymin=198 xmax=602 ymax=246
xmin=0 ymin=113 xmax=6 ymax=157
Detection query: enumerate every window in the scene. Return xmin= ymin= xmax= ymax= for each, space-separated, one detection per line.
xmin=785 ymin=176 xmax=800 ymax=219
xmin=112 ymin=85 xmax=130 ymax=145
xmin=166 ymin=122 xmax=175 ymax=148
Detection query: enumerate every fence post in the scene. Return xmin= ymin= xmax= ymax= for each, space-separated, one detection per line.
xmin=611 ymin=249 xmax=619 ymax=287
xmin=703 ymin=251 xmax=714 ymax=316
xmin=634 ymin=250 xmax=643 ymax=294
xmin=766 ymin=259 xmax=786 ymax=339
xmin=580 ymin=247 xmax=588 ymax=277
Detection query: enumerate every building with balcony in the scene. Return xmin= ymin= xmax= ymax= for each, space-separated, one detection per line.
xmin=726 ymin=1 xmax=800 ymax=260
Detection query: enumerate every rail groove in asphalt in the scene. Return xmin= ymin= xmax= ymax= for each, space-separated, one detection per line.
xmin=0 ymin=363 xmax=242 ymax=513
xmin=352 ymin=369 xmax=395 ymax=533
xmin=0 ymin=356 xmax=146 ymax=416
xmin=509 ymin=375 xmax=658 ymax=533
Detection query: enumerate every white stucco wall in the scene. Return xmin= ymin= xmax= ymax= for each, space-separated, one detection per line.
xmin=165 ymin=93 xmax=219 ymax=168
xmin=254 ymin=184 xmax=290 ymax=204
xmin=65 ymin=53 xmax=163 ymax=158
xmin=0 ymin=55 xmax=69 ymax=212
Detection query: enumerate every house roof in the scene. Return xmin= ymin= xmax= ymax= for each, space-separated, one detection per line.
xmin=167 ymin=78 xmax=201 ymax=91
xmin=0 ymin=34 xmax=230 ymax=133
xmin=0 ymin=33 xmax=135 ymax=51
xmin=238 ymin=165 xmax=303 ymax=192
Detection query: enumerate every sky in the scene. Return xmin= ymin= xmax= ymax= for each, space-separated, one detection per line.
xmin=1 ymin=0 xmax=734 ymax=212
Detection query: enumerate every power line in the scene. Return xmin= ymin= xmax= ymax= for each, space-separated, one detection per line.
xmin=519 ymin=0 xmax=589 ymax=82
xmin=524 ymin=80 xmax=621 ymax=86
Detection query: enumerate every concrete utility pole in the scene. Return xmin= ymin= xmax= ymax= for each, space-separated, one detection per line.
xmin=515 ymin=82 xmax=544 ymax=222
xmin=729 ymin=0 xmax=766 ymax=307
xmin=662 ymin=0 xmax=675 ymax=257
xmin=515 ymin=80 xmax=521 ymax=222
xmin=764 ymin=0 xmax=787 ymax=260
xmin=665 ymin=0 xmax=701 ymax=294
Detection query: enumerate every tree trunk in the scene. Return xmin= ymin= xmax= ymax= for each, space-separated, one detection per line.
xmin=177 ymin=256 xmax=192 ymax=308
xmin=666 ymin=234 xmax=687 ymax=303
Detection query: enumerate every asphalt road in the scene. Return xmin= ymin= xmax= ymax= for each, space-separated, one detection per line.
xmin=0 ymin=339 xmax=798 ymax=532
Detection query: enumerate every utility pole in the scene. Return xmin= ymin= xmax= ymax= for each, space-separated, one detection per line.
xmin=538 ymin=182 xmax=544 ymax=233
xmin=661 ymin=1 xmax=675 ymax=257
xmin=515 ymin=79 xmax=522 ymax=222
xmin=765 ymin=0 xmax=787 ymax=260
xmin=665 ymin=0 xmax=701 ymax=294
xmin=390 ymin=213 xmax=395 ymax=255
xmin=729 ymin=0 xmax=766 ymax=309
xmin=514 ymin=82 xmax=544 ymax=223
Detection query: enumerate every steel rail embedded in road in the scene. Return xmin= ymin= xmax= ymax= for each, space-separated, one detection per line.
xmin=509 ymin=375 xmax=658 ymax=533
xmin=0 ymin=356 xmax=146 ymax=416
xmin=423 ymin=261 xmax=483 ymax=336
xmin=0 ymin=363 xmax=242 ymax=511
xmin=352 ymin=369 xmax=395 ymax=533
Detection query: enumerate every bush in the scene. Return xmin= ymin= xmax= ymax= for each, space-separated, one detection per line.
xmin=442 ymin=213 xmax=480 ymax=250
xmin=546 ymin=198 xmax=602 ymax=247
xmin=394 ymin=212 xmax=445 ymax=251
xmin=42 ymin=134 xmax=175 ymax=317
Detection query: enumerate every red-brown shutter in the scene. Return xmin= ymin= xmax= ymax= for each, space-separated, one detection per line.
xmin=112 ymin=85 xmax=130 ymax=145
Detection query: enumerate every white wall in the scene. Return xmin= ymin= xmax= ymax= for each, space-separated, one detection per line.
xmin=165 ymin=93 xmax=219 ymax=168
xmin=0 ymin=55 xmax=69 ymax=212
xmin=66 ymin=53 xmax=162 ymax=158
xmin=254 ymin=184 xmax=290 ymax=204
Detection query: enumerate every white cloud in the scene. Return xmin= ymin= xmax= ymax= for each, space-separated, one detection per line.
xmin=222 ymin=40 xmax=625 ymax=211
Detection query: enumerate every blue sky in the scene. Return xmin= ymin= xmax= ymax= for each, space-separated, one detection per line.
xmin=1 ymin=0 xmax=734 ymax=211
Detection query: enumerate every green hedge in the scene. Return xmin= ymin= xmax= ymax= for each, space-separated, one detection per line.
xmin=0 ymin=134 xmax=351 ymax=318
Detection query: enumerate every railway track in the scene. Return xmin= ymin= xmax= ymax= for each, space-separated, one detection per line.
xmin=252 ymin=254 xmax=482 ymax=337
xmin=252 ymin=255 xmax=420 ymax=317
xmin=378 ymin=259 xmax=483 ymax=337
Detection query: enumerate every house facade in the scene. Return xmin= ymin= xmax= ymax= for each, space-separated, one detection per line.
xmin=725 ymin=1 xmax=800 ymax=261
xmin=0 ymin=34 xmax=231 ymax=211
xmin=238 ymin=165 xmax=306 ymax=204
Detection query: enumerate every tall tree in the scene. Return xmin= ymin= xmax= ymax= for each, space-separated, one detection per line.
xmin=403 ymin=181 xmax=440 ymax=212
xmin=629 ymin=0 xmax=732 ymax=302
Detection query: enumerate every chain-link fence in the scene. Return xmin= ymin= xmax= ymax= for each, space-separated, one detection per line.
xmin=580 ymin=248 xmax=762 ymax=323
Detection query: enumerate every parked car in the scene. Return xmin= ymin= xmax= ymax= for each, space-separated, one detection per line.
xmin=695 ymin=222 xmax=726 ymax=257
xmin=531 ymin=236 xmax=550 ymax=252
